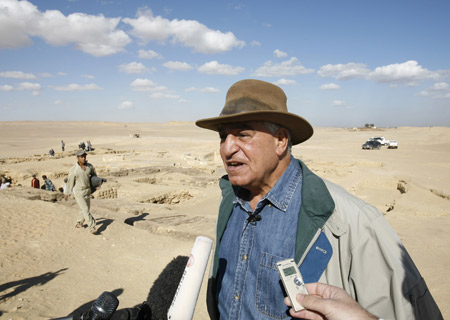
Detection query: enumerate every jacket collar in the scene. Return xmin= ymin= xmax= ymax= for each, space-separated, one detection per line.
xmin=294 ymin=159 xmax=335 ymax=261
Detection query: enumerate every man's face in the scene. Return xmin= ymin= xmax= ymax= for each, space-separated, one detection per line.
xmin=77 ymin=155 xmax=87 ymax=165
xmin=219 ymin=121 xmax=286 ymax=195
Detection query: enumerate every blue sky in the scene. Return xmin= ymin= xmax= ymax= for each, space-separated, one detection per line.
xmin=1 ymin=0 xmax=449 ymax=127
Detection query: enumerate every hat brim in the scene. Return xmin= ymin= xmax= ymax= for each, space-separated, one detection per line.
xmin=195 ymin=110 xmax=313 ymax=145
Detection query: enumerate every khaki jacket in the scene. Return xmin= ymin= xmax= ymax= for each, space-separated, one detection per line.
xmin=65 ymin=162 xmax=96 ymax=197
xmin=207 ymin=159 xmax=442 ymax=320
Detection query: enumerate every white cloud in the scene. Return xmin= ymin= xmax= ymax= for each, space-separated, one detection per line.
xmin=201 ymin=87 xmax=220 ymax=93
xmin=331 ymin=100 xmax=354 ymax=109
xmin=118 ymin=101 xmax=133 ymax=110
xmin=119 ymin=62 xmax=149 ymax=74
xmin=273 ymin=79 xmax=297 ymax=86
xmin=49 ymin=83 xmax=102 ymax=91
xmin=123 ymin=8 xmax=245 ymax=54
xmin=320 ymin=83 xmax=340 ymax=90
xmin=436 ymin=69 xmax=450 ymax=81
xmin=3 ymin=81 xmax=39 ymax=89
xmin=130 ymin=78 xmax=156 ymax=88
xmin=416 ymin=81 xmax=450 ymax=99
xmin=185 ymin=86 xmax=220 ymax=93
xmin=130 ymin=78 xmax=167 ymax=92
xmin=82 ymin=74 xmax=95 ymax=79
xmin=39 ymin=72 xmax=53 ymax=78
xmin=318 ymin=63 xmax=370 ymax=80
xmin=18 ymin=81 xmax=41 ymax=91
xmin=150 ymin=92 xmax=179 ymax=99
xmin=333 ymin=100 xmax=345 ymax=106
xmin=416 ymin=90 xmax=429 ymax=97
xmin=250 ymin=40 xmax=261 ymax=47
xmin=0 ymin=71 xmax=37 ymax=79
xmin=0 ymin=85 xmax=14 ymax=91
xmin=198 ymin=61 xmax=244 ymax=75
xmin=0 ymin=0 xmax=36 ymax=49
xmin=253 ymin=57 xmax=314 ymax=77
xmin=0 ymin=0 xmax=131 ymax=56
xmin=0 ymin=81 xmax=42 ymax=95
xmin=274 ymin=49 xmax=288 ymax=58
xmin=138 ymin=49 xmax=162 ymax=59
xmin=368 ymin=60 xmax=440 ymax=85
xmin=430 ymin=82 xmax=449 ymax=90
xmin=163 ymin=61 xmax=193 ymax=71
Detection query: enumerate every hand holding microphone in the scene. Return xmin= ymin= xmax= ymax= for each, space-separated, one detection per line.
xmin=51 ymin=291 xmax=119 ymax=320
xmin=51 ymin=235 xmax=213 ymax=320
xmin=167 ymin=236 xmax=213 ymax=320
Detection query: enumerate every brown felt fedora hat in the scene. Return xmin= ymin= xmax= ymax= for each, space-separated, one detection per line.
xmin=195 ymin=79 xmax=313 ymax=145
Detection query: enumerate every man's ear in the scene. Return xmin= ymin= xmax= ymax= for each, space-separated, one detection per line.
xmin=275 ymin=127 xmax=289 ymax=157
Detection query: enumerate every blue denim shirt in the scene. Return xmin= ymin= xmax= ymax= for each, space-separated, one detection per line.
xmin=217 ymin=157 xmax=303 ymax=320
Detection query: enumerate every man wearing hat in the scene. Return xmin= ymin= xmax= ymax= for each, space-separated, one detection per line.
xmin=196 ymin=79 xmax=441 ymax=320
xmin=65 ymin=149 xmax=97 ymax=234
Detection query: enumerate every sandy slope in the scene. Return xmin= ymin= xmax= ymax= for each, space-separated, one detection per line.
xmin=0 ymin=122 xmax=449 ymax=319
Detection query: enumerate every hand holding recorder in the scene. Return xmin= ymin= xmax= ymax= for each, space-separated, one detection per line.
xmin=285 ymin=282 xmax=378 ymax=320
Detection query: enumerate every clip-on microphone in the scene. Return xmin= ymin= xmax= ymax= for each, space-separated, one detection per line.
xmin=247 ymin=213 xmax=261 ymax=224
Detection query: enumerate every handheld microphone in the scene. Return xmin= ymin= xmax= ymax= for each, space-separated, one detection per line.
xmin=51 ymin=291 xmax=119 ymax=320
xmin=167 ymin=236 xmax=213 ymax=320
xmin=83 ymin=291 xmax=119 ymax=320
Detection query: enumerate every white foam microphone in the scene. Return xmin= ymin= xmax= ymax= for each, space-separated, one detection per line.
xmin=167 ymin=235 xmax=213 ymax=320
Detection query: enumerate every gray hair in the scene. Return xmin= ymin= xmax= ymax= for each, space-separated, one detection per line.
xmin=264 ymin=122 xmax=292 ymax=154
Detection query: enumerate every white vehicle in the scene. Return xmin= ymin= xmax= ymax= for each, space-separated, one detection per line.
xmin=368 ymin=136 xmax=389 ymax=146
xmin=387 ymin=140 xmax=398 ymax=149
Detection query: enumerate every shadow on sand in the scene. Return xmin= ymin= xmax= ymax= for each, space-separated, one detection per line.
xmin=124 ymin=213 xmax=149 ymax=226
xmin=95 ymin=217 xmax=114 ymax=234
xmin=0 ymin=268 xmax=68 ymax=301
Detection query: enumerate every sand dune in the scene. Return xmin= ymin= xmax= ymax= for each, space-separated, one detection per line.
xmin=0 ymin=122 xmax=449 ymax=319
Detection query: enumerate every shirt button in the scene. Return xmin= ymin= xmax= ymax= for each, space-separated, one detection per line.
xmin=268 ymin=204 xmax=272 ymax=207
xmin=243 ymin=254 xmax=247 ymax=260
xmin=235 ymin=295 xmax=240 ymax=300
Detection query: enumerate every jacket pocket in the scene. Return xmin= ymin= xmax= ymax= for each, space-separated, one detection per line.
xmin=256 ymin=252 xmax=290 ymax=319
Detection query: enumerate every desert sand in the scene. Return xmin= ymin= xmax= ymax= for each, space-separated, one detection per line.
xmin=0 ymin=121 xmax=449 ymax=319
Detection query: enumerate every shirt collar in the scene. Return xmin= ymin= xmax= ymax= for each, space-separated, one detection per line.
xmin=265 ymin=156 xmax=302 ymax=211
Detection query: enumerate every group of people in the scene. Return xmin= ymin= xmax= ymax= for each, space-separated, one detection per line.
xmin=33 ymin=144 xmax=99 ymax=235
xmin=0 ymin=175 xmax=12 ymax=190
xmin=31 ymin=174 xmax=56 ymax=191
xmin=194 ymin=79 xmax=442 ymax=320
xmin=35 ymin=138 xmax=99 ymax=236
xmin=46 ymin=140 xmax=93 ymax=157
xmin=78 ymin=140 xmax=93 ymax=151
xmin=48 ymin=140 xmax=93 ymax=157
xmin=30 ymin=148 xmax=99 ymax=235
xmin=1 ymin=174 xmax=56 ymax=192
xmin=47 ymin=140 xmax=64 ymax=157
